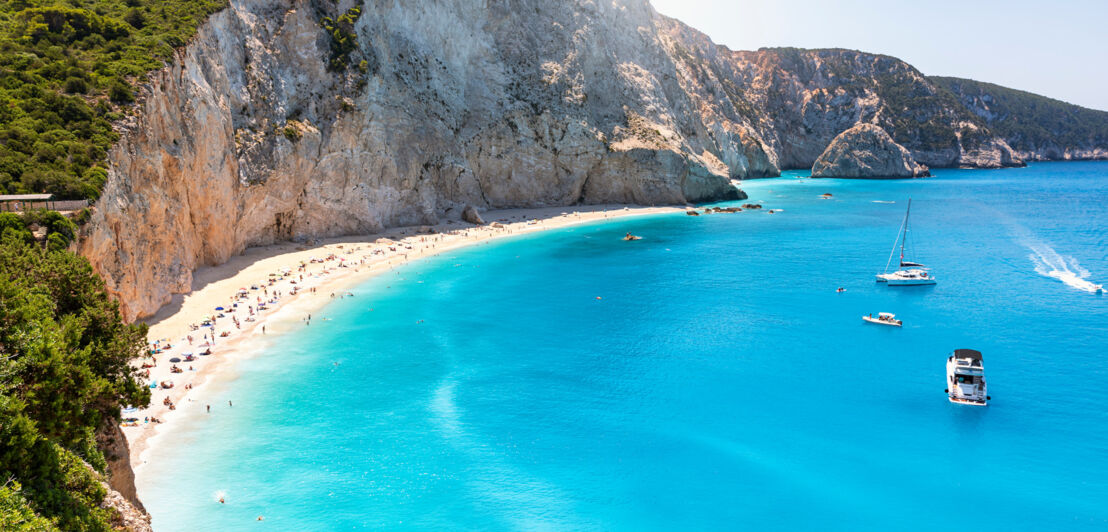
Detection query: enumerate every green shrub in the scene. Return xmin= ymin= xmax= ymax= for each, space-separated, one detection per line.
xmin=320 ymin=5 xmax=362 ymax=72
xmin=64 ymin=77 xmax=88 ymax=94
xmin=0 ymin=229 xmax=151 ymax=529
xmin=283 ymin=124 xmax=302 ymax=142
xmin=107 ymin=80 xmax=133 ymax=103
xmin=0 ymin=483 xmax=58 ymax=531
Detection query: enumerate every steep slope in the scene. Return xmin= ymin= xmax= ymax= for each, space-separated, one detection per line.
xmin=931 ymin=76 xmax=1108 ymax=161
xmin=654 ymin=16 xmax=1021 ymax=170
xmin=81 ymin=0 xmax=756 ymax=320
xmin=79 ymin=0 xmax=1105 ymax=321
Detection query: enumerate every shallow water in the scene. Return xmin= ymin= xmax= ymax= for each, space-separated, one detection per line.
xmin=140 ymin=162 xmax=1108 ymax=530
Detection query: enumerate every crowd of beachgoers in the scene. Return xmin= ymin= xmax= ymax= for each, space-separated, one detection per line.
xmin=121 ymin=205 xmax=680 ymax=469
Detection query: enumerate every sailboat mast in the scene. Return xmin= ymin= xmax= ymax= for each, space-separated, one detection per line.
xmin=900 ymin=199 xmax=911 ymax=265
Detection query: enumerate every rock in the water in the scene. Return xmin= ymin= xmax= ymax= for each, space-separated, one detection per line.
xmin=812 ymin=123 xmax=930 ymax=178
xmin=462 ymin=205 xmax=485 ymax=225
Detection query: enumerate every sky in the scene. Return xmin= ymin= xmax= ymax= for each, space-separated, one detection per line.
xmin=650 ymin=0 xmax=1108 ymax=111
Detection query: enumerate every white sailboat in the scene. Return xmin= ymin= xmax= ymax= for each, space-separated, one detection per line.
xmin=876 ymin=199 xmax=936 ymax=286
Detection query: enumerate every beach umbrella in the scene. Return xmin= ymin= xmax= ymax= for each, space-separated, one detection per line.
xmin=215 ymin=306 xmax=224 ymax=311
xmin=169 ymin=357 xmax=182 ymax=363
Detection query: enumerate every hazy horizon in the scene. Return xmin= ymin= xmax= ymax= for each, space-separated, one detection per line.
xmin=651 ymin=0 xmax=1108 ymax=112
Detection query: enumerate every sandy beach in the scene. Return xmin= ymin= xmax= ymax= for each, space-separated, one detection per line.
xmin=122 ymin=204 xmax=680 ymax=470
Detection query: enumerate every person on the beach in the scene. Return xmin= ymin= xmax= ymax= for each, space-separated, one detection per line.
xmin=207 ymin=405 xmax=210 ymax=413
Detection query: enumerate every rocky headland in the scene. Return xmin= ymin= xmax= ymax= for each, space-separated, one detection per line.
xmin=811 ymin=123 xmax=930 ymax=178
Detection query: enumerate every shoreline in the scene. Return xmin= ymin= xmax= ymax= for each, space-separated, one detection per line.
xmin=124 ymin=204 xmax=682 ymax=473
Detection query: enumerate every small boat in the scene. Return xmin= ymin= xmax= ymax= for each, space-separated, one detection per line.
xmin=876 ymin=199 xmax=937 ymax=286
xmin=946 ymin=349 xmax=989 ymax=406
xmin=862 ymin=312 xmax=901 ymax=326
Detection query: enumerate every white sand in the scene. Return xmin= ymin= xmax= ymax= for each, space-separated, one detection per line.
xmin=122 ymin=204 xmax=680 ymax=469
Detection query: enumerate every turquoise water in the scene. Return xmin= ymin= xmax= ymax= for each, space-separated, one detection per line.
xmin=141 ymin=162 xmax=1108 ymax=530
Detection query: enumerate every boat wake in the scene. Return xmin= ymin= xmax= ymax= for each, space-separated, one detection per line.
xmin=1027 ymin=241 xmax=1102 ymax=293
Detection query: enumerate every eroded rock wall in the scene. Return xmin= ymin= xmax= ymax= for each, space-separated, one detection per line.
xmin=84 ymin=0 xmax=1076 ymax=321
xmin=82 ymin=0 xmax=759 ymax=321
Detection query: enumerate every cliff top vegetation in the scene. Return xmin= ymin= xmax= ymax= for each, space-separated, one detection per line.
xmin=932 ymin=76 xmax=1108 ymax=153
xmin=0 ymin=0 xmax=226 ymax=200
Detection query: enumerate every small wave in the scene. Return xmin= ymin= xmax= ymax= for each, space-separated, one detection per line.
xmin=1027 ymin=242 xmax=1102 ymax=293
xmin=872 ymin=200 xmax=896 ymax=204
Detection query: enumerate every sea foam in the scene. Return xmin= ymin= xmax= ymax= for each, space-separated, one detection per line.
xmin=1026 ymin=241 xmax=1102 ymax=293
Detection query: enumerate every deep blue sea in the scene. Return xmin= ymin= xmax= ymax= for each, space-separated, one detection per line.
xmin=140 ymin=162 xmax=1108 ymax=530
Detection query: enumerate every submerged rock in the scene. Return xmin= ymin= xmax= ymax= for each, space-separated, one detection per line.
xmin=811 ymin=124 xmax=930 ymax=178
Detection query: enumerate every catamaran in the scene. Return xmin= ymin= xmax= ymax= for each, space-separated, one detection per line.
xmin=946 ymin=349 xmax=989 ymax=405
xmin=876 ymin=199 xmax=936 ymax=286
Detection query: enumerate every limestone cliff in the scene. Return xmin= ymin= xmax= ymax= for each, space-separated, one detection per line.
xmin=82 ymin=0 xmax=761 ymax=321
xmin=650 ymin=21 xmax=1023 ymax=171
xmin=96 ymin=422 xmax=143 ymax=511
xmin=812 ymin=123 xmax=929 ymax=178
xmin=80 ymin=0 xmax=1102 ymax=321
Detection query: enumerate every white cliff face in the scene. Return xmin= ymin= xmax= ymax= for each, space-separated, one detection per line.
xmin=82 ymin=0 xmax=756 ymax=321
xmin=81 ymin=0 xmax=1041 ymax=321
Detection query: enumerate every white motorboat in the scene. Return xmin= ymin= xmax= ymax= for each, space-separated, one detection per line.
xmin=862 ymin=312 xmax=901 ymax=326
xmin=946 ymin=349 xmax=989 ymax=406
xmin=876 ymin=199 xmax=936 ymax=286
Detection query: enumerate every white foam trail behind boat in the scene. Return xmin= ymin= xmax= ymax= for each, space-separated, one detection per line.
xmin=1026 ymin=240 xmax=1102 ymax=293
xmin=989 ymin=204 xmax=1103 ymax=295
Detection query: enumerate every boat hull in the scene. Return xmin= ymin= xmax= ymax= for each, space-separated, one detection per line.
xmin=948 ymin=396 xmax=987 ymax=406
xmin=862 ymin=316 xmax=901 ymax=326
xmin=886 ymin=277 xmax=936 ymax=286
